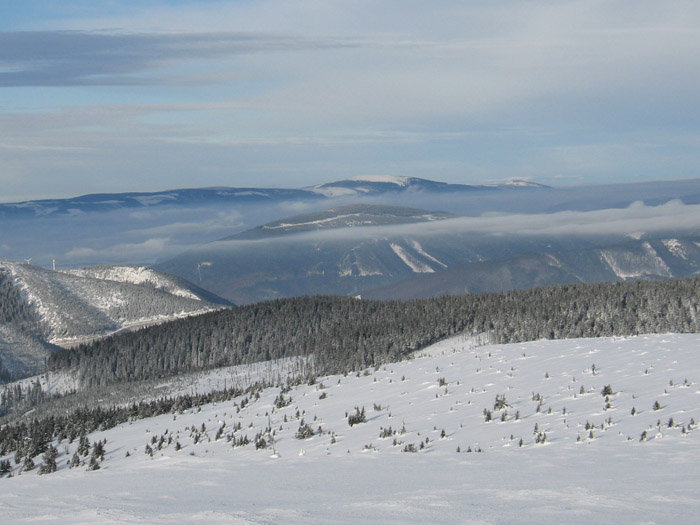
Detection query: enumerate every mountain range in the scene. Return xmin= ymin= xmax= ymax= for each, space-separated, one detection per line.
xmin=156 ymin=200 xmax=700 ymax=304
xmin=0 ymin=175 xmax=546 ymax=218
xmin=155 ymin=203 xmax=476 ymax=304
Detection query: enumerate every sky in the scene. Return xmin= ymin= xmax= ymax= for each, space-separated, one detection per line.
xmin=1 ymin=0 xmax=700 ymax=202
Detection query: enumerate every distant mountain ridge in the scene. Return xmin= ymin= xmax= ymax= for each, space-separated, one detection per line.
xmin=307 ymin=175 xmax=547 ymax=197
xmin=0 ymin=176 xmax=549 ymax=218
xmin=0 ymin=260 xmax=230 ymax=381
xmin=223 ymin=203 xmax=457 ymax=240
xmin=156 ymin=203 xmax=467 ymax=304
xmin=157 ymin=196 xmax=700 ymax=304
xmin=363 ymin=236 xmax=700 ymax=300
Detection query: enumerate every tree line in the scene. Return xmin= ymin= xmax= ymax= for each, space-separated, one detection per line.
xmin=47 ymin=277 xmax=700 ymax=389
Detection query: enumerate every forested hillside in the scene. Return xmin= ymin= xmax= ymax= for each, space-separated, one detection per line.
xmin=49 ymin=277 xmax=700 ymax=389
xmin=0 ymin=270 xmax=55 ymax=380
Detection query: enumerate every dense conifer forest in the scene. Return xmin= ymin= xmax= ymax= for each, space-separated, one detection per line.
xmin=0 ymin=270 xmax=43 ymax=335
xmin=47 ymin=277 xmax=700 ymax=389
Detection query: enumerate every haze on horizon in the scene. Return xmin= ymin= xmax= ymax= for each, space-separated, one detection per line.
xmin=1 ymin=1 xmax=699 ymax=203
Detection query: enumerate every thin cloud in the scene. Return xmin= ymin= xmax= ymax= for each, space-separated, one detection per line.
xmin=202 ymin=200 xmax=700 ymax=251
xmin=0 ymin=30 xmax=358 ymax=87
xmin=65 ymin=237 xmax=173 ymax=263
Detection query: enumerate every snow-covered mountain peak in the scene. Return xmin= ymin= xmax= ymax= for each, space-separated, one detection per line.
xmin=502 ymin=179 xmax=547 ymax=188
xmin=347 ymin=174 xmax=412 ymax=186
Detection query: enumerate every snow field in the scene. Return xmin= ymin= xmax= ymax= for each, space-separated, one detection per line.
xmin=2 ymin=333 xmax=700 ymax=522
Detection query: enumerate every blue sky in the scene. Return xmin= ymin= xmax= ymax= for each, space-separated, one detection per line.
xmin=1 ymin=0 xmax=699 ymax=202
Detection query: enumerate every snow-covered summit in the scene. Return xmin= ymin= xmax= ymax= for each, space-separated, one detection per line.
xmin=309 ymin=176 xmax=550 ymax=197
xmin=501 ymin=179 xmax=548 ymax=188
xmin=348 ymin=174 xmax=412 ymax=186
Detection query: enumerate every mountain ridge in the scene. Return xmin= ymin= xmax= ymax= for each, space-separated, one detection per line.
xmin=0 ymin=260 xmax=230 ymax=381
xmin=0 ymin=176 xmax=549 ymax=218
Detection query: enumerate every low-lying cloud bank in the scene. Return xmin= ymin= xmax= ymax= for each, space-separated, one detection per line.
xmin=202 ymin=200 xmax=698 ymax=251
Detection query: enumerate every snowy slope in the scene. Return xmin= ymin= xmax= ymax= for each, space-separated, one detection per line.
xmin=2 ymin=333 xmax=699 ymax=522
xmin=0 ymin=260 xmax=226 ymax=347
xmin=61 ymin=264 xmax=229 ymax=304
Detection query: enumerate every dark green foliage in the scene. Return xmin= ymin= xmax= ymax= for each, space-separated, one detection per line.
xmin=0 ymin=269 xmax=43 ymax=332
xmin=601 ymin=385 xmax=613 ymax=396
xmin=0 ymin=386 xmax=245 ymax=463
xmin=21 ymin=456 xmax=34 ymax=472
xmin=77 ymin=435 xmax=90 ymax=457
xmin=348 ymin=407 xmax=366 ymax=427
xmin=494 ymin=394 xmax=508 ymax=410
xmin=379 ymin=426 xmax=394 ymax=438
xmin=274 ymin=393 xmax=291 ymax=408
xmin=255 ymin=435 xmax=268 ymax=449
xmin=295 ymin=420 xmax=314 ymax=439
xmin=87 ymin=456 xmax=100 ymax=471
xmin=69 ymin=452 xmax=80 ymax=468
xmin=1 ymin=379 xmax=48 ymax=418
xmin=38 ymin=445 xmax=57 ymax=474
xmin=91 ymin=440 xmax=105 ymax=461
xmin=44 ymin=277 xmax=700 ymax=390
xmin=0 ymin=459 xmax=11 ymax=475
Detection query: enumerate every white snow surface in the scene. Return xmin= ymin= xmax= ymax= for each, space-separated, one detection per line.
xmin=63 ymin=265 xmax=202 ymax=300
xmin=348 ymin=174 xmax=412 ymax=186
xmin=409 ymin=239 xmax=447 ymax=268
xmin=662 ymin=238 xmax=688 ymax=260
xmin=131 ymin=194 xmax=178 ymax=206
xmin=2 ymin=332 xmax=700 ymax=522
xmin=263 ymin=213 xmax=381 ymax=230
xmin=390 ymin=242 xmax=435 ymax=272
xmin=599 ymin=242 xmax=672 ymax=279
xmin=308 ymin=186 xmax=360 ymax=197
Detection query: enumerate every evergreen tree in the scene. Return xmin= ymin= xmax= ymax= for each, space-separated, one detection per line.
xmin=38 ymin=445 xmax=58 ymax=475
xmin=87 ymin=456 xmax=100 ymax=471
xmin=295 ymin=420 xmax=315 ymax=439
xmin=91 ymin=440 xmax=105 ymax=461
xmin=77 ymin=435 xmax=90 ymax=457
xmin=21 ymin=456 xmax=34 ymax=472
xmin=69 ymin=452 xmax=81 ymax=469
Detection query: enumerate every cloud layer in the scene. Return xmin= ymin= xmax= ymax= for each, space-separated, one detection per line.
xmin=1 ymin=1 xmax=700 ymax=201
xmin=204 ymin=200 xmax=700 ymax=251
